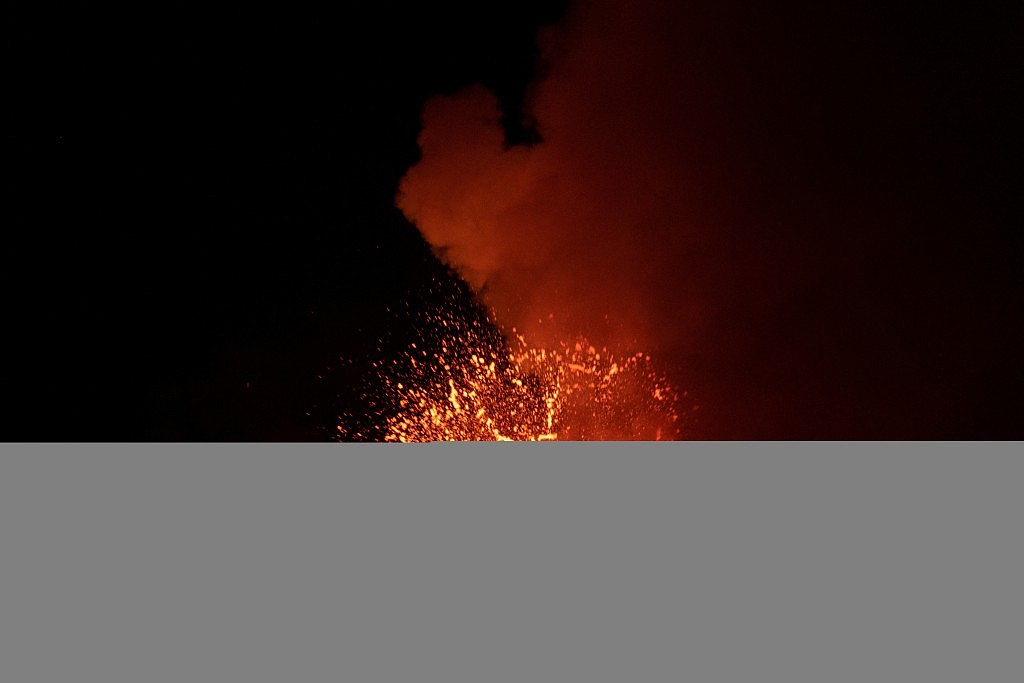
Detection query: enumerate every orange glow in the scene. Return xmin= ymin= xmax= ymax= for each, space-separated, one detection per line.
xmin=337 ymin=297 xmax=686 ymax=442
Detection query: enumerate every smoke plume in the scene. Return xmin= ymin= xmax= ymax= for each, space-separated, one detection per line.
xmin=396 ymin=0 xmax=1016 ymax=437
xmin=398 ymin=2 xmax=717 ymax=347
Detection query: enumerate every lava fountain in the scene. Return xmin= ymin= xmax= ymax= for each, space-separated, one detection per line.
xmin=336 ymin=283 xmax=689 ymax=442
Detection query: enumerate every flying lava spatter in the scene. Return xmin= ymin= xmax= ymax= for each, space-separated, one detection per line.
xmin=336 ymin=284 xmax=689 ymax=441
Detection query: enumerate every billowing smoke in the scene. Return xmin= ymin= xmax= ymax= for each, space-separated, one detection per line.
xmin=398 ymin=2 xmax=716 ymax=351
xmin=396 ymin=0 xmax=1013 ymax=437
xmin=397 ymin=0 xmax=768 ymax=437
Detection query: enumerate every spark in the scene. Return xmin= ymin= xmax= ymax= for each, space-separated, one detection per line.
xmin=336 ymin=297 xmax=686 ymax=442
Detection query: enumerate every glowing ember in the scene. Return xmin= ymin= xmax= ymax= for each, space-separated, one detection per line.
xmin=336 ymin=294 xmax=687 ymax=441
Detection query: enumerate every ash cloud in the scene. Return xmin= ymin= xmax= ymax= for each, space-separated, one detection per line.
xmin=398 ymin=2 xmax=714 ymax=353
xmin=396 ymin=0 xmax=1020 ymax=437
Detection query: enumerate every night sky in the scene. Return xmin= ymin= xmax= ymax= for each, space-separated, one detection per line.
xmin=5 ymin=1 xmax=1022 ymax=440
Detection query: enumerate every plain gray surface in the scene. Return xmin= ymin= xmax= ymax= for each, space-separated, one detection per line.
xmin=1 ymin=443 xmax=1021 ymax=682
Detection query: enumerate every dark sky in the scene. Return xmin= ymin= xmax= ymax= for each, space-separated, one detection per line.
xmin=4 ymin=1 xmax=1022 ymax=440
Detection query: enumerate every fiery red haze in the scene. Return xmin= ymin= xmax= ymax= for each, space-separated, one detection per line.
xmin=393 ymin=0 xmax=1011 ymax=438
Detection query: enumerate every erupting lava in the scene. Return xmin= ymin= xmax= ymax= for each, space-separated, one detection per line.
xmin=337 ymin=291 xmax=688 ymax=442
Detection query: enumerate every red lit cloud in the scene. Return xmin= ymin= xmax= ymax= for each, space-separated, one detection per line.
xmin=396 ymin=0 xmax=1011 ymax=437
xmin=398 ymin=3 xmax=719 ymax=353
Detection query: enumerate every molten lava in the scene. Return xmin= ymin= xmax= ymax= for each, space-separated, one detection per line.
xmin=337 ymin=295 xmax=687 ymax=442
